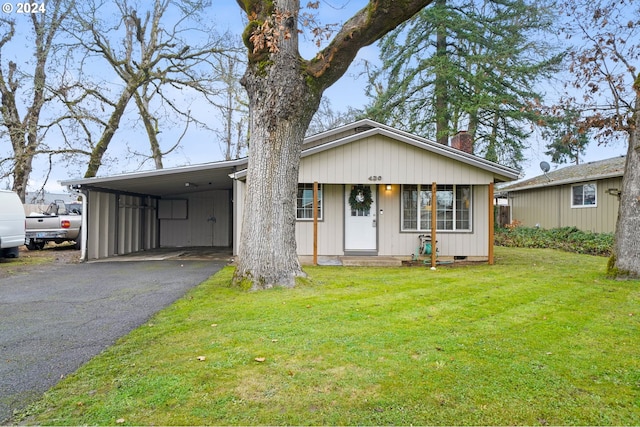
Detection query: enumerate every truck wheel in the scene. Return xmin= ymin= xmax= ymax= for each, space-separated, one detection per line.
xmin=26 ymin=240 xmax=45 ymax=250
xmin=74 ymin=233 xmax=81 ymax=250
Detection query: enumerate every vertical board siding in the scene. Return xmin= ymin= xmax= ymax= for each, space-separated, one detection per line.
xmin=296 ymin=184 xmax=343 ymax=255
xmin=159 ymin=190 xmax=232 ymax=248
xmin=299 ymin=135 xmax=495 ymax=185
xmin=87 ymin=192 xmax=116 ymax=260
xmin=295 ymin=184 xmax=490 ymax=258
xmin=509 ymin=177 xmax=621 ymax=233
xmin=86 ymin=193 xmax=158 ymax=259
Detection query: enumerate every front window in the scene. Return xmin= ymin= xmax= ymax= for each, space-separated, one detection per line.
xmin=402 ymin=184 xmax=472 ymax=231
xmin=572 ymin=183 xmax=596 ymax=208
xmin=297 ymin=183 xmax=323 ymax=220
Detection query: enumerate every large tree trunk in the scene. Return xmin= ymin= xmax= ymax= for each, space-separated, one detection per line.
xmin=610 ymin=91 xmax=640 ymax=278
xmin=234 ymin=0 xmax=321 ymax=290
xmin=84 ymin=88 xmax=135 ymax=178
xmin=234 ymin=0 xmax=434 ymax=289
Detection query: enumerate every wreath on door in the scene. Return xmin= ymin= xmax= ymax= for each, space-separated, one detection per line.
xmin=348 ymin=185 xmax=373 ymax=211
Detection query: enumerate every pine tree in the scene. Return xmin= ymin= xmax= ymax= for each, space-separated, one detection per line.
xmin=365 ymin=0 xmax=563 ymax=169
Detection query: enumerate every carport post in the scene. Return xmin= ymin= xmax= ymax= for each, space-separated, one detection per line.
xmin=313 ymin=181 xmax=319 ymax=266
xmin=431 ymin=182 xmax=437 ymax=268
xmin=488 ymin=182 xmax=495 ymax=265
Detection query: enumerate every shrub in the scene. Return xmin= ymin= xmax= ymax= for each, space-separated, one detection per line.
xmin=495 ymin=225 xmax=613 ymax=257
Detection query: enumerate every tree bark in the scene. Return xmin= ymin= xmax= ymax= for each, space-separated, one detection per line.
xmin=134 ymin=90 xmax=164 ymax=169
xmin=234 ymin=0 xmax=320 ymax=289
xmin=611 ymin=87 xmax=640 ymax=278
xmin=234 ymin=0 xmax=434 ymax=289
xmin=84 ymin=88 xmax=136 ymax=178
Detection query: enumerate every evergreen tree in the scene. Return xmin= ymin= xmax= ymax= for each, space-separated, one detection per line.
xmin=543 ymin=108 xmax=589 ymax=165
xmin=365 ymin=0 xmax=564 ymax=169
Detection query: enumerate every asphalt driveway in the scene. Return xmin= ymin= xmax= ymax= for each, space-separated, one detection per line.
xmin=0 ymin=257 xmax=225 ymax=424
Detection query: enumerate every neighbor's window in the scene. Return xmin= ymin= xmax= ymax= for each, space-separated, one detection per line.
xmin=297 ymin=183 xmax=323 ymax=220
xmin=572 ymin=183 xmax=596 ymax=207
xmin=401 ymin=184 xmax=471 ymax=231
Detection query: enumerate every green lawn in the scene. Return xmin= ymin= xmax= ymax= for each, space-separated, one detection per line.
xmin=18 ymin=247 xmax=640 ymax=425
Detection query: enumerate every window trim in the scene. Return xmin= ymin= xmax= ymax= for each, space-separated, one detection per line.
xmin=296 ymin=183 xmax=323 ymax=221
xmin=400 ymin=184 xmax=473 ymax=232
xmin=571 ymin=182 xmax=597 ymax=208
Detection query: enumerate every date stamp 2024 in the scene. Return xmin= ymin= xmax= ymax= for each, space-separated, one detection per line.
xmin=2 ymin=2 xmax=47 ymax=14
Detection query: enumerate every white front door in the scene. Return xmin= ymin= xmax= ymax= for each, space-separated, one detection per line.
xmin=344 ymin=184 xmax=377 ymax=254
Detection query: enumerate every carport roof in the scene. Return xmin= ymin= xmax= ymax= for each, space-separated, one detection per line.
xmin=60 ymin=158 xmax=247 ymax=197
xmin=60 ymin=119 xmax=521 ymax=197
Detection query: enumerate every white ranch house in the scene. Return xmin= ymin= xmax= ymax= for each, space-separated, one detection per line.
xmin=61 ymin=120 xmax=518 ymax=263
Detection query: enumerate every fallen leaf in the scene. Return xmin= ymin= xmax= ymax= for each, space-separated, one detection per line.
xmin=116 ymin=418 xmax=125 ymax=424
xmin=197 ymin=356 xmax=206 ymax=361
xmin=211 ymin=323 xmax=218 ymax=327
xmin=255 ymin=357 xmax=266 ymax=362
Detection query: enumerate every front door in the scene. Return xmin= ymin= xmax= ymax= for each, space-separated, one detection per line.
xmin=344 ymin=184 xmax=377 ymax=254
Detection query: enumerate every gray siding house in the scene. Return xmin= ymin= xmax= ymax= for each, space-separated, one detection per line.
xmin=61 ymin=120 xmax=518 ymax=262
xmin=499 ymin=156 xmax=625 ymax=233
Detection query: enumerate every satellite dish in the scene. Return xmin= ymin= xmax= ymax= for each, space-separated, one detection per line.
xmin=540 ymin=161 xmax=551 ymax=173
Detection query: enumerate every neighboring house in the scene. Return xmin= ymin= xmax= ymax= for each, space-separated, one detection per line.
xmin=499 ymin=156 xmax=625 ymax=233
xmin=60 ymin=120 xmax=518 ymax=262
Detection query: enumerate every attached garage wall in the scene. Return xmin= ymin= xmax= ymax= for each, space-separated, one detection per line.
xmin=159 ymin=190 xmax=231 ymax=247
xmin=86 ymin=192 xmax=158 ymax=260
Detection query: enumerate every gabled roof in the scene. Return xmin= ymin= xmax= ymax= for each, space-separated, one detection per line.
xmin=60 ymin=119 xmax=519 ymax=197
xmin=233 ymin=119 xmax=519 ymax=181
xmin=499 ymin=156 xmax=626 ymax=193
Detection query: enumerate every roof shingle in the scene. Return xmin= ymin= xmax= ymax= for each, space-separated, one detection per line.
xmin=499 ymin=156 xmax=626 ymax=192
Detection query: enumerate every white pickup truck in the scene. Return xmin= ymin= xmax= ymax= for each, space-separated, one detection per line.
xmin=25 ymin=200 xmax=82 ymax=250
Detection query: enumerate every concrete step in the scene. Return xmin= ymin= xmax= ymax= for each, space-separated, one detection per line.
xmin=340 ymin=256 xmax=403 ymax=267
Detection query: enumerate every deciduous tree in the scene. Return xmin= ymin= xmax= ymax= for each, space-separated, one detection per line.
xmin=0 ymin=1 xmax=73 ymax=201
xmin=64 ymin=0 xmax=231 ymax=177
xmin=560 ymin=0 xmax=640 ymax=277
xmin=234 ymin=0 xmax=434 ymax=289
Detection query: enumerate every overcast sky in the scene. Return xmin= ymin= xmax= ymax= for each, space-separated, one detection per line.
xmin=1 ymin=1 xmax=629 ymax=193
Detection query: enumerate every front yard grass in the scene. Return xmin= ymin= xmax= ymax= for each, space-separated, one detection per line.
xmin=18 ymin=247 xmax=639 ymax=425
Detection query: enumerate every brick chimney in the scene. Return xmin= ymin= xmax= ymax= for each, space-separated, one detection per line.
xmin=450 ymin=131 xmax=473 ymax=154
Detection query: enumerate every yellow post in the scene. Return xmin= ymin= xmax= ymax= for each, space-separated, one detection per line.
xmin=313 ymin=181 xmax=319 ymax=266
xmin=488 ymin=182 xmax=495 ymax=265
xmin=431 ymin=182 xmax=437 ymax=268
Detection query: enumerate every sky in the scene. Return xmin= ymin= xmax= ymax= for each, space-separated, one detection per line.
xmin=0 ymin=1 xmax=630 ymax=194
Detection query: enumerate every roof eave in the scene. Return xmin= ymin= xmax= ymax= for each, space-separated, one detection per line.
xmin=501 ymin=170 xmax=624 ymax=193
xmin=234 ymin=125 xmax=519 ymax=181
xmin=60 ymin=158 xmax=248 ymax=187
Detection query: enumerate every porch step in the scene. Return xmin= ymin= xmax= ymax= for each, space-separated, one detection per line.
xmin=340 ymin=256 xmax=403 ymax=267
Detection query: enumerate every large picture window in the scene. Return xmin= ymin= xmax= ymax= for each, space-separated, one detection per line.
xmin=296 ymin=183 xmax=323 ymax=220
xmin=572 ymin=183 xmax=596 ymax=208
xmin=402 ymin=184 xmax=471 ymax=231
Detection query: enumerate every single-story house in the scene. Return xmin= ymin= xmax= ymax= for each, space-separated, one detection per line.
xmin=60 ymin=119 xmax=519 ymax=262
xmin=498 ymin=156 xmax=625 ymax=233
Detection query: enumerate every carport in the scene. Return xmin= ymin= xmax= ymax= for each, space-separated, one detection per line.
xmin=61 ymin=159 xmax=247 ymax=261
